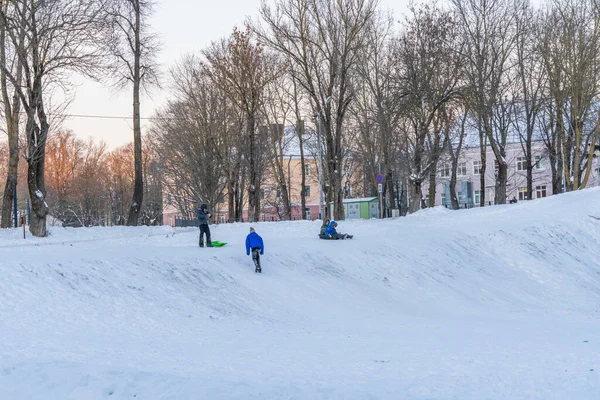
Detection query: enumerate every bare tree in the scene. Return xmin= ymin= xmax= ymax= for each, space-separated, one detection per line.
xmin=151 ymin=97 xmax=226 ymax=215
xmin=393 ymin=4 xmax=463 ymax=213
xmin=0 ymin=0 xmax=25 ymax=228
xmin=446 ymin=108 xmax=469 ymax=210
xmin=106 ymin=0 xmax=161 ymax=226
xmin=539 ymin=0 xmax=600 ymax=192
xmin=203 ymin=27 xmax=279 ymax=222
xmin=140 ymin=140 xmax=162 ymax=225
xmin=452 ymin=0 xmax=519 ymax=206
xmin=254 ymin=0 xmax=379 ymax=220
xmin=0 ymin=0 xmax=108 ymax=236
xmin=106 ymin=144 xmax=134 ymax=225
xmin=510 ymin=1 xmax=546 ymax=200
xmin=261 ymin=64 xmax=296 ymax=220
xmin=351 ymin=8 xmax=401 ymax=216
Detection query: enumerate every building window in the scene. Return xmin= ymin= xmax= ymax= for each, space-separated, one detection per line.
xmin=167 ymin=193 xmax=172 ymax=205
xmin=441 ymin=192 xmax=446 ymax=205
xmin=304 ymin=164 xmax=310 ymax=175
xmin=518 ymin=187 xmax=528 ymax=201
xmin=276 ymin=186 xmax=282 ymax=199
xmin=304 ymin=185 xmax=311 ymax=198
xmin=457 ymin=162 xmax=467 ymax=176
xmin=260 ymin=189 xmax=265 ymax=200
xmin=534 ymin=155 xmax=546 ymax=170
xmin=440 ymin=164 xmax=450 ymax=178
xmin=535 ymin=185 xmax=547 ymax=198
xmin=305 ymin=208 xmax=311 ymax=219
xmin=517 ymin=157 xmax=527 ymax=171
xmin=473 ymin=160 xmax=482 ymax=175
xmin=474 ymin=190 xmax=481 ymax=205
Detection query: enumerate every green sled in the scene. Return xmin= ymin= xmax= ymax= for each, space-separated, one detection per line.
xmin=211 ymin=241 xmax=227 ymax=247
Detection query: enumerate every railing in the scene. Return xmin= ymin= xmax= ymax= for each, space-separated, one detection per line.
xmin=174 ymin=214 xmax=319 ymax=227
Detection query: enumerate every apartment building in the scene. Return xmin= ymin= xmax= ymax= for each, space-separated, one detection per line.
xmin=423 ymin=141 xmax=600 ymax=207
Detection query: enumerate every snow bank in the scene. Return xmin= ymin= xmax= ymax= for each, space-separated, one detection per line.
xmin=1 ymin=188 xmax=600 ymax=399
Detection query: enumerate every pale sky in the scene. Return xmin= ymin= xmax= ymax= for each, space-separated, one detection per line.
xmin=64 ymin=0 xmax=410 ymax=149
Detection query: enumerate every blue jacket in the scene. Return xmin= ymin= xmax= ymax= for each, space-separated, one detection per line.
xmin=245 ymin=232 xmax=264 ymax=255
xmin=324 ymin=221 xmax=337 ymax=235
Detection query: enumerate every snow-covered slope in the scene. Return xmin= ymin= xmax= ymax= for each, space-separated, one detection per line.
xmin=1 ymin=189 xmax=600 ymax=399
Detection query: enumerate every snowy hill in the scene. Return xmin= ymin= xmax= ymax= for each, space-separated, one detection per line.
xmin=1 ymin=188 xmax=600 ymax=399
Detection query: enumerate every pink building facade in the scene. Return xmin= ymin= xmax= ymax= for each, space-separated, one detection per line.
xmin=423 ymin=141 xmax=600 ymax=207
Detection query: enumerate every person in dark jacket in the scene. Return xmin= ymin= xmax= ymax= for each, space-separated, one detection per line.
xmin=245 ymin=227 xmax=264 ymax=273
xmin=196 ymin=204 xmax=212 ymax=247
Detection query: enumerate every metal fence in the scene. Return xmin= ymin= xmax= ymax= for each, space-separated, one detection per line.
xmin=174 ymin=214 xmax=319 ymax=227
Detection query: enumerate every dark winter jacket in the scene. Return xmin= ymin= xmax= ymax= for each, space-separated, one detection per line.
xmin=196 ymin=208 xmax=211 ymax=225
xmin=324 ymin=221 xmax=338 ymax=236
xmin=245 ymin=232 xmax=264 ymax=255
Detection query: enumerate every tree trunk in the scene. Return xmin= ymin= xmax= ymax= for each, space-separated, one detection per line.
xmin=281 ymin=181 xmax=291 ymax=220
xmin=28 ymin=159 xmax=48 ymax=237
xmin=227 ymin=175 xmax=235 ymax=222
xmin=495 ymin=162 xmax=508 ymax=204
xmin=26 ymin=85 xmax=50 ymax=237
xmin=236 ymin=160 xmax=245 ymax=222
xmin=526 ymin=137 xmax=533 ymax=200
xmin=298 ymin=120 xmax=307 ymax=219
xmin=428 ymin=167 xmax=436 ymax=208
xmin=408 ymin=179 xmax=422 ymax=214
xmin=1 ymin=124 xmax=18 ymax=227
xmin=580 ymin=112 xmax=600 ymax=188
xmin=127 ymin=3 xmax=143 ymax=226
xmin=385 ymin=169 xmax=395 ymax=216
xmin=247 ymin=116 xmax=259 ymax=222
xmin=0 ymin=9 xmax=23 ymax=228
xmin=1 ymin=174 xmax=17 ymax=228
xmin=479 ymin=129 xmax=487 ymax=206
xmin=333 ymin=163 xmax=343 ymax=220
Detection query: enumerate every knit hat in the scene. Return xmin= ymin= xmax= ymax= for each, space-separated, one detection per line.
xmin=249 ymin=227 xmax=255 ymax=233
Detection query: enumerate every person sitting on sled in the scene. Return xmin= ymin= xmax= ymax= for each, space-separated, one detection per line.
xmin=323 ymin=220 xmax=351 ymax=239
xmin=319 ymin=219 xmax=330 ymax=236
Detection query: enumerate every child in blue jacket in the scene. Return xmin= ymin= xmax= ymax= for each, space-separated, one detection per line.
xmin=323 ymin=220 xmax=352 ymax=239
xmin=245 ymin=227 xmax=264 ymax=273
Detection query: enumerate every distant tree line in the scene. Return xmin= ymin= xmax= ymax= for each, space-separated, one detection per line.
xmin=1 ymin=0 xmax=600 ymax=235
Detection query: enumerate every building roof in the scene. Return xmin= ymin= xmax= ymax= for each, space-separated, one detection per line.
xmin=329 ymin=197 xmax=378 ymax=204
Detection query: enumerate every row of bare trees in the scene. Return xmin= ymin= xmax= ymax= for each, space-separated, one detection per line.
xmin=0 ymin=0 xmax=158 ymax=236
xmin=348 ymin=0 xmax=600 ymax=214
xmin=0 ymin=130 xmax=161 ymax=227
xmin=148 ymin=0 xmax=600 ymax=222
xmin=150 ymin=0 xmax=380 ymax=222
xmin=3 ymin=0 xmax=600 ymax=232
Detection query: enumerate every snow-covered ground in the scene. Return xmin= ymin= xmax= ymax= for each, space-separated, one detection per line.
xmin=1 ymin=189 xmax=600 ymax=399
